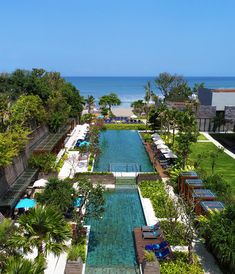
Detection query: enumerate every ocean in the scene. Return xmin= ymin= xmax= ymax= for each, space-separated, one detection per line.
xmin=64 ymin=76 xmax=235 ymax=107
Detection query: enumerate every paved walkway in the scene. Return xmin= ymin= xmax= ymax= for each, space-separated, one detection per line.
xmin=201 ymin=132 xmax=235 ymax=159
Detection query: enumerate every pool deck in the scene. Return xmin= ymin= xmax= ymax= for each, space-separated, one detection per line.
xmin=134 ymin=228 xmax=164 ymax=264
xmin=144 ymin=142 xmax=169 ymax=178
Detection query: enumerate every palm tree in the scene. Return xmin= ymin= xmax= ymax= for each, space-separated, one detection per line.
xmin=99 ymin=93 xmax=121 ymax=113
xmin=9 ymin=206 xmax=71 ymax=259
xmin=0 ymin=218 xmax=16 ymax=269
xmin=3 ymin=256 xmax=45 ymax=274
xmin=144 ymin=81 xmax=153 ymax=105
xmin=86 ymin=95 xmax=95 ymax=113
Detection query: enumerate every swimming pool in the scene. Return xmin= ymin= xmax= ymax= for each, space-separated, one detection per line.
xmin=85 ymin=185 xmax=146 ymax=273
xmin=93 ymin=130 xmax=154 ymax=172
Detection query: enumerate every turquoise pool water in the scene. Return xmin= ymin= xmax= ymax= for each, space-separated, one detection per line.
xmin=85 ymin=185 xmax=146 ymax=273
xmin=94 ymin=130 xmax=154 ymax=172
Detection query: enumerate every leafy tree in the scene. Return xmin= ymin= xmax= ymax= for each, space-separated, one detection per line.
xmin=86 ymin=95 xmax=95 ymax=113
xmin=73 ymin=178 xmax=105 ymax=220
xmin=131 ymin=100 xmax=146 ymax=116
xmin=99 ymin=93 xmax=121 ymax=112
xmin=28 ymin=153 xmax=57 ymax=173
xmin=0 ymin=126 xmax=30 ymax=167
xmin=10 ymin=95 xmax=46 ymax=129
xmin=47 ymin=91 xmax=71 ymax=132
xmin=155 ymin=72 xmax=191 ymax=101
xmin=36 ymin=178 xmax=75 ymax=213
xmin=61 ymin=82 xmax=85 ymax=120
xmin=0 ymin=93 xmax=10 ymax=131
xmin=176 ymin=109 xmax=199 ymax=168
xmin=9 ymin=206 xmax=71 ymax=258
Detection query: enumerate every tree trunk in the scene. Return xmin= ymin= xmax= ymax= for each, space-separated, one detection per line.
xmin=188 ymin=243 xmax=194 ymax=265
xmin=37 ymin=242 xmax=44 ymax=258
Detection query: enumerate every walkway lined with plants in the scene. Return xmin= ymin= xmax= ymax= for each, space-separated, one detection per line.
xmin=139 ymin=179 xmax=223 ymax=274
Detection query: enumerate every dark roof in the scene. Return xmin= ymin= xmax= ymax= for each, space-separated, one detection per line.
xmin=210 ymin=88 xmax=235 ymax=93
xmin=33 ymin=132 xmax=65 ymax=152
xmin=0 ymin=168 xmax=38 ymax=209
xmin=192 ymin=189 xmax=216 ymax=198
xmin=200 ymin=201 xmax=225 ymax=211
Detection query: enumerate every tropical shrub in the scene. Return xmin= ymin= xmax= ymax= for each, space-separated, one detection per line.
xmin=144 ymin=250 xmax=156 ymax=262
xmin=28 ymin=153 xmax=56 ymax=173
xmin=160 ymin=220 xmax=187 ymax=246
xmin=198 ymin=205 xmax=235 ymax=273
xmin=68 ymin=241 xmax=86 ymax=262
xmin=35 ymin=178 xmax=75 ymax=213
xmin=139 ymin=181 xmax=175 ymax=218
xmin=160 ymin=251 xmax=203 ymax=274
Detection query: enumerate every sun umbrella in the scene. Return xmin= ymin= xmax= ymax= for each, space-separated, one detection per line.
xmin=154 ymin=140 xmax=164 ymax=145
xmin=33 ymin=178 xmax=48 ymax=188
xmin=152 ymin=136 xmax=162 ymax=141
xmin=164 ymin=152 xmax=178 ymax=159
xmin=74 ymin=197 xmax=83 ymax=207
xmin=79 ymin=141 xmax=90 ymax=147
xmin=160 ymin=148 xmax=172 ymax=154
xmin=15 ymin=198 xmax=36 ymax=209
xmin=156 ymin=144 xmax=168 ymax=149
xmin=151 ymin=133 xmax=160 ymax=138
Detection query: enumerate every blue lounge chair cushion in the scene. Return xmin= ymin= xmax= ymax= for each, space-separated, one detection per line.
xmin=155 ymin=248 xmax=171 ymax=260
xmin=145 ymin=241 xmax=168 ymax=251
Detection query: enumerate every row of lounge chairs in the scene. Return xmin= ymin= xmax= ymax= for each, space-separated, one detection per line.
xmin=141 ymin=222 xmax=172 ymax=260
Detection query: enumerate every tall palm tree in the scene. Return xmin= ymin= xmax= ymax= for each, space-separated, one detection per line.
xmin=144 ymin=81 xmax=154 ymax=105
xmin=86 ymin=95 xmax=95 ymax=113
xmin=9 ymin=206 xmax=71 ymax=259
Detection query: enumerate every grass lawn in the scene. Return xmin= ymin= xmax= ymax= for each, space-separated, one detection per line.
xmin=189 ymin=142 xmax=235 ymax=193
xmin=197 ymin=133 xmax=208 ymax=140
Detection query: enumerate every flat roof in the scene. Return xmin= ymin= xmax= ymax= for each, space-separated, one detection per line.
xmin=33 ymin=132 xmax=65 ymax=152
xmin=210 ymin=88 xmax=235 ymax=93
xmin=0 ymin=168 xmax=38 ymax=209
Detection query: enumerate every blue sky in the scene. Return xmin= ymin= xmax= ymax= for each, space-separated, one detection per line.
xmin=1 ymin=0 xmax=235 ymax=76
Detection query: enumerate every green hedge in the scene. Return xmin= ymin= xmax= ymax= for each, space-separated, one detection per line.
xmin=139 ymin=180 xmax=175 ymax=218
xmin=102 ymin=124 xmax=146 ymax=130
xmin=160 ymin=251 xmax=203 ymax=274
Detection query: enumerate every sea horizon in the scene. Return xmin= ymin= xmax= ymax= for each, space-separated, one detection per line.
xmin=65 ymin=76 xmax=235 ymax=107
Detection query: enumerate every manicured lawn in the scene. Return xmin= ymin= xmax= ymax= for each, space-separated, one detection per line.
xmin=197 ymin=133 xmax=208 ymax=140
xmin=189 ymin=142 xmax=235 ymax=193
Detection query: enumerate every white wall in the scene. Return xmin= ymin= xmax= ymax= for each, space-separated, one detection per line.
xmin=212 ymin=92 xmax=235 ymax=110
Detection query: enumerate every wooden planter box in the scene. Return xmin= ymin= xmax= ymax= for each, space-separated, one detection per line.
xmin=185 ymin=179 xmax=204 ymax=201
xmin=178 ymin=171 xmax=198 ymax=195
xmin=200 ymin=201 xmax=225 ymax=215
xmin=192 ymin=189 xmax=217 ymax=215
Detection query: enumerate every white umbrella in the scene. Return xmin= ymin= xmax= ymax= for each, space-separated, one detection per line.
xmin=154 ymin=140 xmax=164 ymax=145
xmin=131 ymin=114 xmax=137 ymax=118
xmin=33 ymin=179 xmax=48 ymax=188
xmin=160 ymin=148 xmax=172 ymax=154
xmin=152 ymin=136 xmax=162 ymax=141
xmin=151 ymin=133 xmax=160 ymax=138
xmin=156 ymin=144 xmax=168 ymax=149
xmin=164 ymin=152 xmax=178 ymax=159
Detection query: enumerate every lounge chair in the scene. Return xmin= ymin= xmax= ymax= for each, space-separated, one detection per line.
xmin=141 ymin=223 xmax=160 ymax=232
xmin=145 ymin=241 xmax=168 ymax=251
xmin=142 ymin=230 xmax=162 ymax=239
xmin=155 ymin=247 xmax=171 ymax=260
